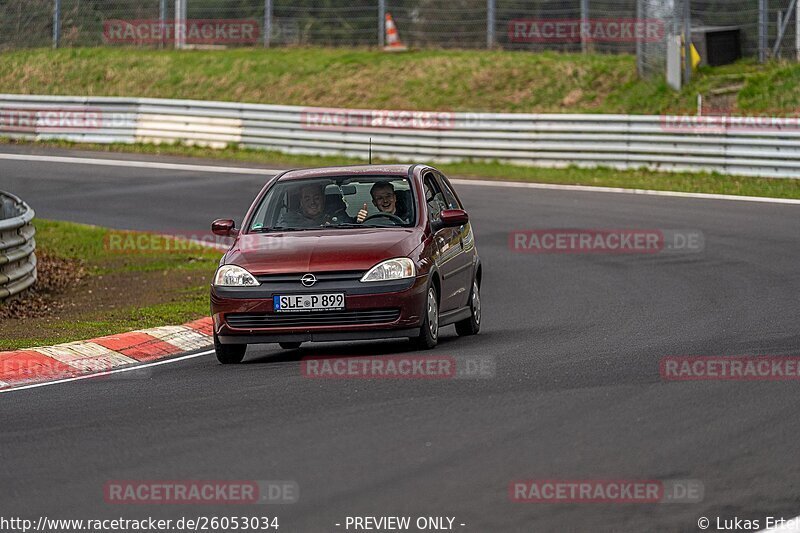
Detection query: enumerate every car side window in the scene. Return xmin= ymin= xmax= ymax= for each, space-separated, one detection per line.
xmin=436 ymin=172 xmax=462 ymax=210
xmin=423 ymin=173 xmax=445 ymax=223
xmin=250 ymin=189 xmax=286 ymax=230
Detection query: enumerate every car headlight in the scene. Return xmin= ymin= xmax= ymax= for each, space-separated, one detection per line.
xmin=360 ymin=258 xmax=416 ymax=282
xmin=213 ymin=265 xmax=260 ymax=287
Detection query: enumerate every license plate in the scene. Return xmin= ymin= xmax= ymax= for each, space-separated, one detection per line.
xmin=273 ymin=293 xmax=345 ymax=312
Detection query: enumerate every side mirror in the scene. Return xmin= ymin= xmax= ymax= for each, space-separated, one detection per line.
xmin=440 ymin=209 xmax=469 ymax=228
xmin=211 ymin=218 xmax=237 ymax=236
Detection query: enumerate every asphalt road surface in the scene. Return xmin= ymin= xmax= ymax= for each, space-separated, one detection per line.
xmin=1 ymin=145 xmax=800 ymax=532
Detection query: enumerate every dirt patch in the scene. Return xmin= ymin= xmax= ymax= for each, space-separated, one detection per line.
xmin=561 ymin=89 xmax=584 ymax=107
xmin=0 ymin=260 xmax=212 ymax=346
xmin=703 ymin=92 xmax=739 ymax=114
xmin=0 ymin=253 xmax=86 ymax=320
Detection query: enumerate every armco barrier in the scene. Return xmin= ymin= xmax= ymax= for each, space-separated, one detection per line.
xmin=0 ymin=190 xmax=36 ymax=300
xmin=1 ymin=94 xmax=799 ymax=179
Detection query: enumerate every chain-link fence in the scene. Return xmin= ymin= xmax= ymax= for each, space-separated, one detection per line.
xmin=1 ymin=1 xmax=798 ymax=67
xmin=638 ymin=0 xmax=676 ymax=78
xmin=638 ymin=0 xmax=799 ymax=79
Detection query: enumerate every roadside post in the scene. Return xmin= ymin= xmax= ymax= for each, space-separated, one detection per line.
xmin=487 ymin=0 xmax=495 ymax=49
xmin=52 ymin=0 xmax=61 ymax=48
xmin=264 ymin=0 xmax=273 ymax=47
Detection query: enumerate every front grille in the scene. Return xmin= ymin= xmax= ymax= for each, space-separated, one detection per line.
xmin=255 ymin=271 xmax=363 ymax=284
xmin=226 ymin=309 xmax=401 ymax=329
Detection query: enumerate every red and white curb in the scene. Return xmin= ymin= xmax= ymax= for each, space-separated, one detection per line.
xmin=0 ymin=317 xmax=212 ymax=391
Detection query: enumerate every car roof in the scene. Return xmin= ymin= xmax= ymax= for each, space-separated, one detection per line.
xmin=276 ymin=164 xmax=422 ymax=181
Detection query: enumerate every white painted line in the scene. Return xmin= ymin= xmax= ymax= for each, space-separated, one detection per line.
xmin=759 ymin=515 xmax=800 ymax=532
xmin=450 ymin=178 xmax=800 ymax=205
xmin=0 ymin=153 xmax=280 ymax=175
xmin=0 ymin=349 xmax=214 ymax=394
xmin=2 ymin=151 xmax=798 ymax=205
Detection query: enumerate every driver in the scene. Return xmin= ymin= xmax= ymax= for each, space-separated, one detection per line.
xmin=356 ymin=182 xmax=411 ymax=224
xmin=278 ymin=182 xmax=352 ymax=228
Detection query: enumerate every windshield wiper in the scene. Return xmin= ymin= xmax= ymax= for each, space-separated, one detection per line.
xmin=328 ymin=223 xmax=368 ymax=228
xmin=251 ymin=224 xmax=374 ymax=232
xmin=251 ymin=227 xmax=311 ymax=233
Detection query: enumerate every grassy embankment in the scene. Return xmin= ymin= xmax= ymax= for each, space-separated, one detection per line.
xmin=1 ymin=47 xmax=799 ymax=114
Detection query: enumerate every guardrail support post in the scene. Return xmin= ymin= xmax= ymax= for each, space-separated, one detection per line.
xmin=580 ymin=0 xmax=589 ymax=53
xmin=683 ymin=0 xmax=692 ymax=84
xmin=264 ymin=0 xmax=272 ymax=47
xmin=759 ymin=0 xmax=768 ymax=62
xmin=487 ymin=0 xmax=495 ymax=49
xmin=378 ymin=0 xmax=386 ymax=48
xmin=635 ymin=0 xmax=643 ymax=76
xmin=772 ymin=0 xmax=798 ymax=58
xmin=175 ymin=0 xmax=186 ymax=49
xmin=52 ymin=0 xmax=61 ymax=48
xmin=159 ymin=0 xmax=167 ymax=48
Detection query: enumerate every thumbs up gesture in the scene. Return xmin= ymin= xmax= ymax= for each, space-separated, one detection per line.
xmin=357 ymin=202 xmax=369 ymax=223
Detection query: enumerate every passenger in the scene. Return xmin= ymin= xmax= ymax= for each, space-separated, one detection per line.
xmin=356 ymin=182 xmax=411 ymax=224
xmin=278 ymin=183 xmax=351 ymax=228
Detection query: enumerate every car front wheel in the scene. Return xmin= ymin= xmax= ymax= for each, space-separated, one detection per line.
xmin=214 ymin=334 xmax=246 ymax=364
xmin=411 ymin=285 xmax=439 ymax=350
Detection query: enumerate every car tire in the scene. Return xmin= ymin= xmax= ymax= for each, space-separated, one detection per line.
xmin=279 ymin=342 xmax=303 ymax=350
xmin=455 ymin=279 xmax=481 ymax=337
xmin=411 ymin=285 xmax=439 ymax=350
xmin=214 ymin=334 xmax=246 ymax=364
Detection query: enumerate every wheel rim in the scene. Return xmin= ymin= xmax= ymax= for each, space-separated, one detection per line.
xmin=472 ymin=281 xmax=481 ymax=325
xmin=427 ymin=288 xmax=438 ymax=339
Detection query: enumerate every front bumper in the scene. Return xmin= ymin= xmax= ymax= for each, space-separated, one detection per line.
xmin=211 ymin=275 xmax=427 ymax=344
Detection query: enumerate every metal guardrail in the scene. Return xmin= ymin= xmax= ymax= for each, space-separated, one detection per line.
xmin=1 ymin=94 xmax=799 ymax=179
xmin=0 ymin=190 xmax=36 ymax=301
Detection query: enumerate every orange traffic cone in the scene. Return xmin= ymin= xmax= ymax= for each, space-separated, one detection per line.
xmin=384 ymin=13 xmax=407 ymax=51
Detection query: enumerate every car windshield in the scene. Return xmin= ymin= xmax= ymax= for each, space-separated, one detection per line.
xmin=248 ymin=175 xmax=416 ymax=231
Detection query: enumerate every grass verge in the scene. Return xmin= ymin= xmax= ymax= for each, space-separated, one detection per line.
xmin=0 ymin=47 xmax=799 ymax=114
xmin=6 ymin=138 xmax=800 ymax=200
xmin=0 ymin=218 xmax=220 ymax=350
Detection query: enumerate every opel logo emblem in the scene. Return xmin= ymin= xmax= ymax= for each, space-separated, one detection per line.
xmin=301 ymin=273 xmax=317 ymax=287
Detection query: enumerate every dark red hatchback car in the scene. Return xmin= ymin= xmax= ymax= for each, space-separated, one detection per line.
xmin=210 ymin=164 xmax=481 ymax=363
